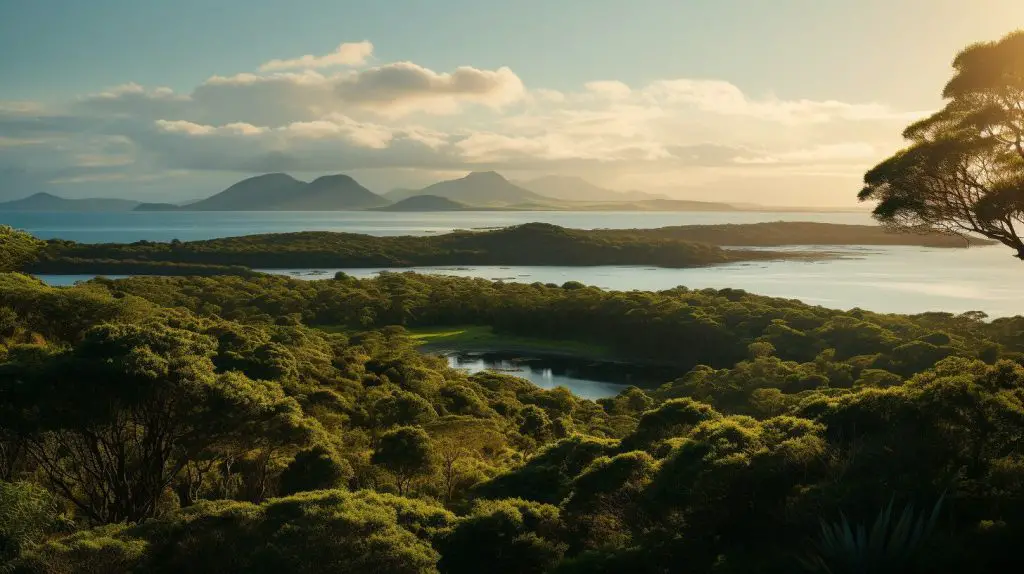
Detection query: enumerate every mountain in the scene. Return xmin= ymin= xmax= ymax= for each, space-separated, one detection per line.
xmin=414 ymin=171 xmax=549 ymax=206
xmin=625 ymin=198 xmax=736 ymax=211
xmin=178 ymin=173 xmax=304 ymax=211
xmin=0 ymin=192 xmax=139 ymax=212
xmin=515 ymin=175 xmax=667 ymax=202
xmin=139 ymin=173 xmax=390 ymax=211
xmin=384 ymin=188 xmax=421 ymax=203
xmin=278 ymin=175 xmax=390 ymax=210
xmin=134 ymin=202 xmax=181 ymax=211
xmin=376 ymin=195 xmax=467 ymax=211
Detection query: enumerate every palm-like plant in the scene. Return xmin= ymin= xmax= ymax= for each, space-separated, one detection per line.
xmin=801 ymin=494 xmax=945 ymax=574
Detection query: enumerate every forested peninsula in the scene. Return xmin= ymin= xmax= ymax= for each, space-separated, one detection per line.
xmin=4 ymin=222 xmax=988 ymax=276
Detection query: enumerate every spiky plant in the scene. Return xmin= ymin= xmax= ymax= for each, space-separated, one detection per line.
xmin=800 ymin=494 xmax=945 ymax=574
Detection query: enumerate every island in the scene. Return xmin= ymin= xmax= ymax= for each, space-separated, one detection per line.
xmin=2 ymin=221 xmax=992 ymax=277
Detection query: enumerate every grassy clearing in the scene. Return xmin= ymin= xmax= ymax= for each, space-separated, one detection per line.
xmin=313 ymin=324 xmax=613 ymax=359
xmin=406 ymin=325 xmax=611 ymax=358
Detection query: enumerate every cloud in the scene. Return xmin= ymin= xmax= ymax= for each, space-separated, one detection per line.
xmin=584 ymin=81 xmax=632 ymax=99
xmin=0 ymin=40 xmax=926 ymax=205
xmin=734 ymin=143 xmax=878 ymax=165
xmin=333 ymin=62 xmax=525 ymax=115
xmin=260 ymin=41 xmax=374 ymax=71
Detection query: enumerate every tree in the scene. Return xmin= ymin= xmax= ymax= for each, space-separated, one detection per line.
xmin=859 ymin=30 xmax=1024 ymax=259
xmin=372 ymin=427 xmax=435 ymax=496
xmin=0 ymin=226 xmax=43 ymax=273
xmin=518 ymin=405 xmax=553 ymax=446
xmin=19 ymin=491 xmax=446 ymax=574
xmin=437 ymin=498 xmax=566 ymax=574
xmin=425 ymin=417 xmax=504 ymax=505
xmin=0 ymin=322 xmax=312 ymax=524
xmin=278 ymin=446 xmax=353 ymax=496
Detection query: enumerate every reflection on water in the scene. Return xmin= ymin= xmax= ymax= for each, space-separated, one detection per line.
xmin=445 ymin=352 xmax=678 ymax=401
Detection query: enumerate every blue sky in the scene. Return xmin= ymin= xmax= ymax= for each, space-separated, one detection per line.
xmin=2 ymin=0 xmax=1023 ymax=205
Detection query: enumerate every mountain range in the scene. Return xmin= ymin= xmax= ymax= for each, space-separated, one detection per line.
xmin=0 ymin=171 xmax=744 ymax=212
xmin=513 ymin=175 xmax=668 ymax=202
xmin=0 ymin=192 xmax=139 ymax=212
xmin=135 ymin=173 xmax=389 ymax=211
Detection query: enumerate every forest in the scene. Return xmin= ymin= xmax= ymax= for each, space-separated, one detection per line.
xmin=3 ymin=222 xmax=981 ymax=277
xmin=1 ymin=267 xmax=1022 ymax=573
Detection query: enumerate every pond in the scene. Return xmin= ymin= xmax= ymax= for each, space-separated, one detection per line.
xmin=443 ymin=351 xmax=681 ymax=400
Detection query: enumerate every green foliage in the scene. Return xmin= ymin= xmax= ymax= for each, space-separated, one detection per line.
xmin=437 ymin=498 xmax=566 ymax=574
xmin=0 ymin=227 xmax=43 ymax=273
xmin=859 ymin=29 xmax=1024 ymax=259
xmin=1 ymin=260 xmax=1023 ymax=572
xmin=21 ymin=490 xmax=448 ymax=574
xmin=0 ymin=481 xmax=69 ymax=570
xmin=802 ymin=496 xmax=945 ymax=574
xmin=373 ymin=427 xmax=436 ymax=495
xmin=0 ymin=320 xmax=315 ymax=523
xmin=278 ymin=446 xmax=353 ymax=495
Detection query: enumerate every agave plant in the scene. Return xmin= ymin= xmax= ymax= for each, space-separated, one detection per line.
xmin=800 ymin=494 xmax=945 ymax=574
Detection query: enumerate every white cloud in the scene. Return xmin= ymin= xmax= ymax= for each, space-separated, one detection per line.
xmin=334 ymin=62 xmax=526 ymax=115
xmin=734 ymin=143 xmax=878 ymax=164
xmin=0 ymin=40 xmax=926 ymax=205
xmin=259 ymin=41 xmax=374 ymax=71
xmin=584 ymin=81 xmax=632 ymax=99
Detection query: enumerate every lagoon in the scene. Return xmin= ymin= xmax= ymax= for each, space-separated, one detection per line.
xmin=444 ymin=351 xmax=678 ymax=401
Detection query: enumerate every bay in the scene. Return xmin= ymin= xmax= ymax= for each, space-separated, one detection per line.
xmin=10 ymin=209 xmax=1022 ymax=319
xmin=0 ymin=209 xmax=872 ymax=243
xmin=256 ymin=244 xmax=1019 ymax=317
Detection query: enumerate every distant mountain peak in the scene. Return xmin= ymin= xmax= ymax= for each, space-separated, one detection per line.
xmin=414 ymin=171 xmax=545 ymax=207
xmin=0 ymin=192 xmax=140 ymax=212
xmin=464 ymin=171 xmax=507 ymax=181
xmin=310 ymin=174 xmax=358 ymax=185
xmin=151 ymin=172 xmax=389 ymax=211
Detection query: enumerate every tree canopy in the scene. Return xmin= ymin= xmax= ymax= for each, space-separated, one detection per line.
xmin=860 ymin=30 xmax=1024 ymax=259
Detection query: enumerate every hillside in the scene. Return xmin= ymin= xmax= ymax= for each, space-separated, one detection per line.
xmin=375 ymin=195 xmax=467 ymax=211
xmin=0 ymin=192 xmax=139 ymax=212
xmin=516 ymin=175 xmax=667 ymax=202
xmin=414 ymin=171 xmax=550 ymax=206
xmin=23 ymin=223 xmax=808 ymax=274
xmin=135 ymin=173 xmax=390 ymax=211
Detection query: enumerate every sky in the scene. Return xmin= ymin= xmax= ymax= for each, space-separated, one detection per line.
xmin=2 ymin=0 xmax=1024 ymax=206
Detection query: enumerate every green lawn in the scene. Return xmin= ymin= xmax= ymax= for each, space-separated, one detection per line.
xmin=406 ymin=325 xmax=611 ymax=358
xmin=313 ymin=324 xmax=613 ymax=360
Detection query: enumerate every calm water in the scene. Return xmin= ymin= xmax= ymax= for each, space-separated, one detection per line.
xmin=36 ymin=244 xmax=1022 ymax=317
xmin=0 ymin=210 xmax=872 ymax=242
xmin=12 ymin=210 xmax=1022 ymax=318
xmin=290 ymin=244 xmax=1018 ymax=317
xmin=445 ymin=352 xmax=677 ymax=400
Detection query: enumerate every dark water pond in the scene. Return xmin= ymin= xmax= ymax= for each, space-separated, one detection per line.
xmin=445 ymin=351 xmax=680 ymax=400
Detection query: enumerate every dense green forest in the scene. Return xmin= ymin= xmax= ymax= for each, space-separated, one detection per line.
xmin=1 ymin=222 xmax=982 ymax=277
xmin=1 ymin=268 xmax=1023 ymax=573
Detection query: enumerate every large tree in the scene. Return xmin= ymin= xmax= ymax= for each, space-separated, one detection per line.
xmin=0 ymin=322 xmax=312 ymax=524
xmin=859 ymin=30 xmax=1024 ymax=258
